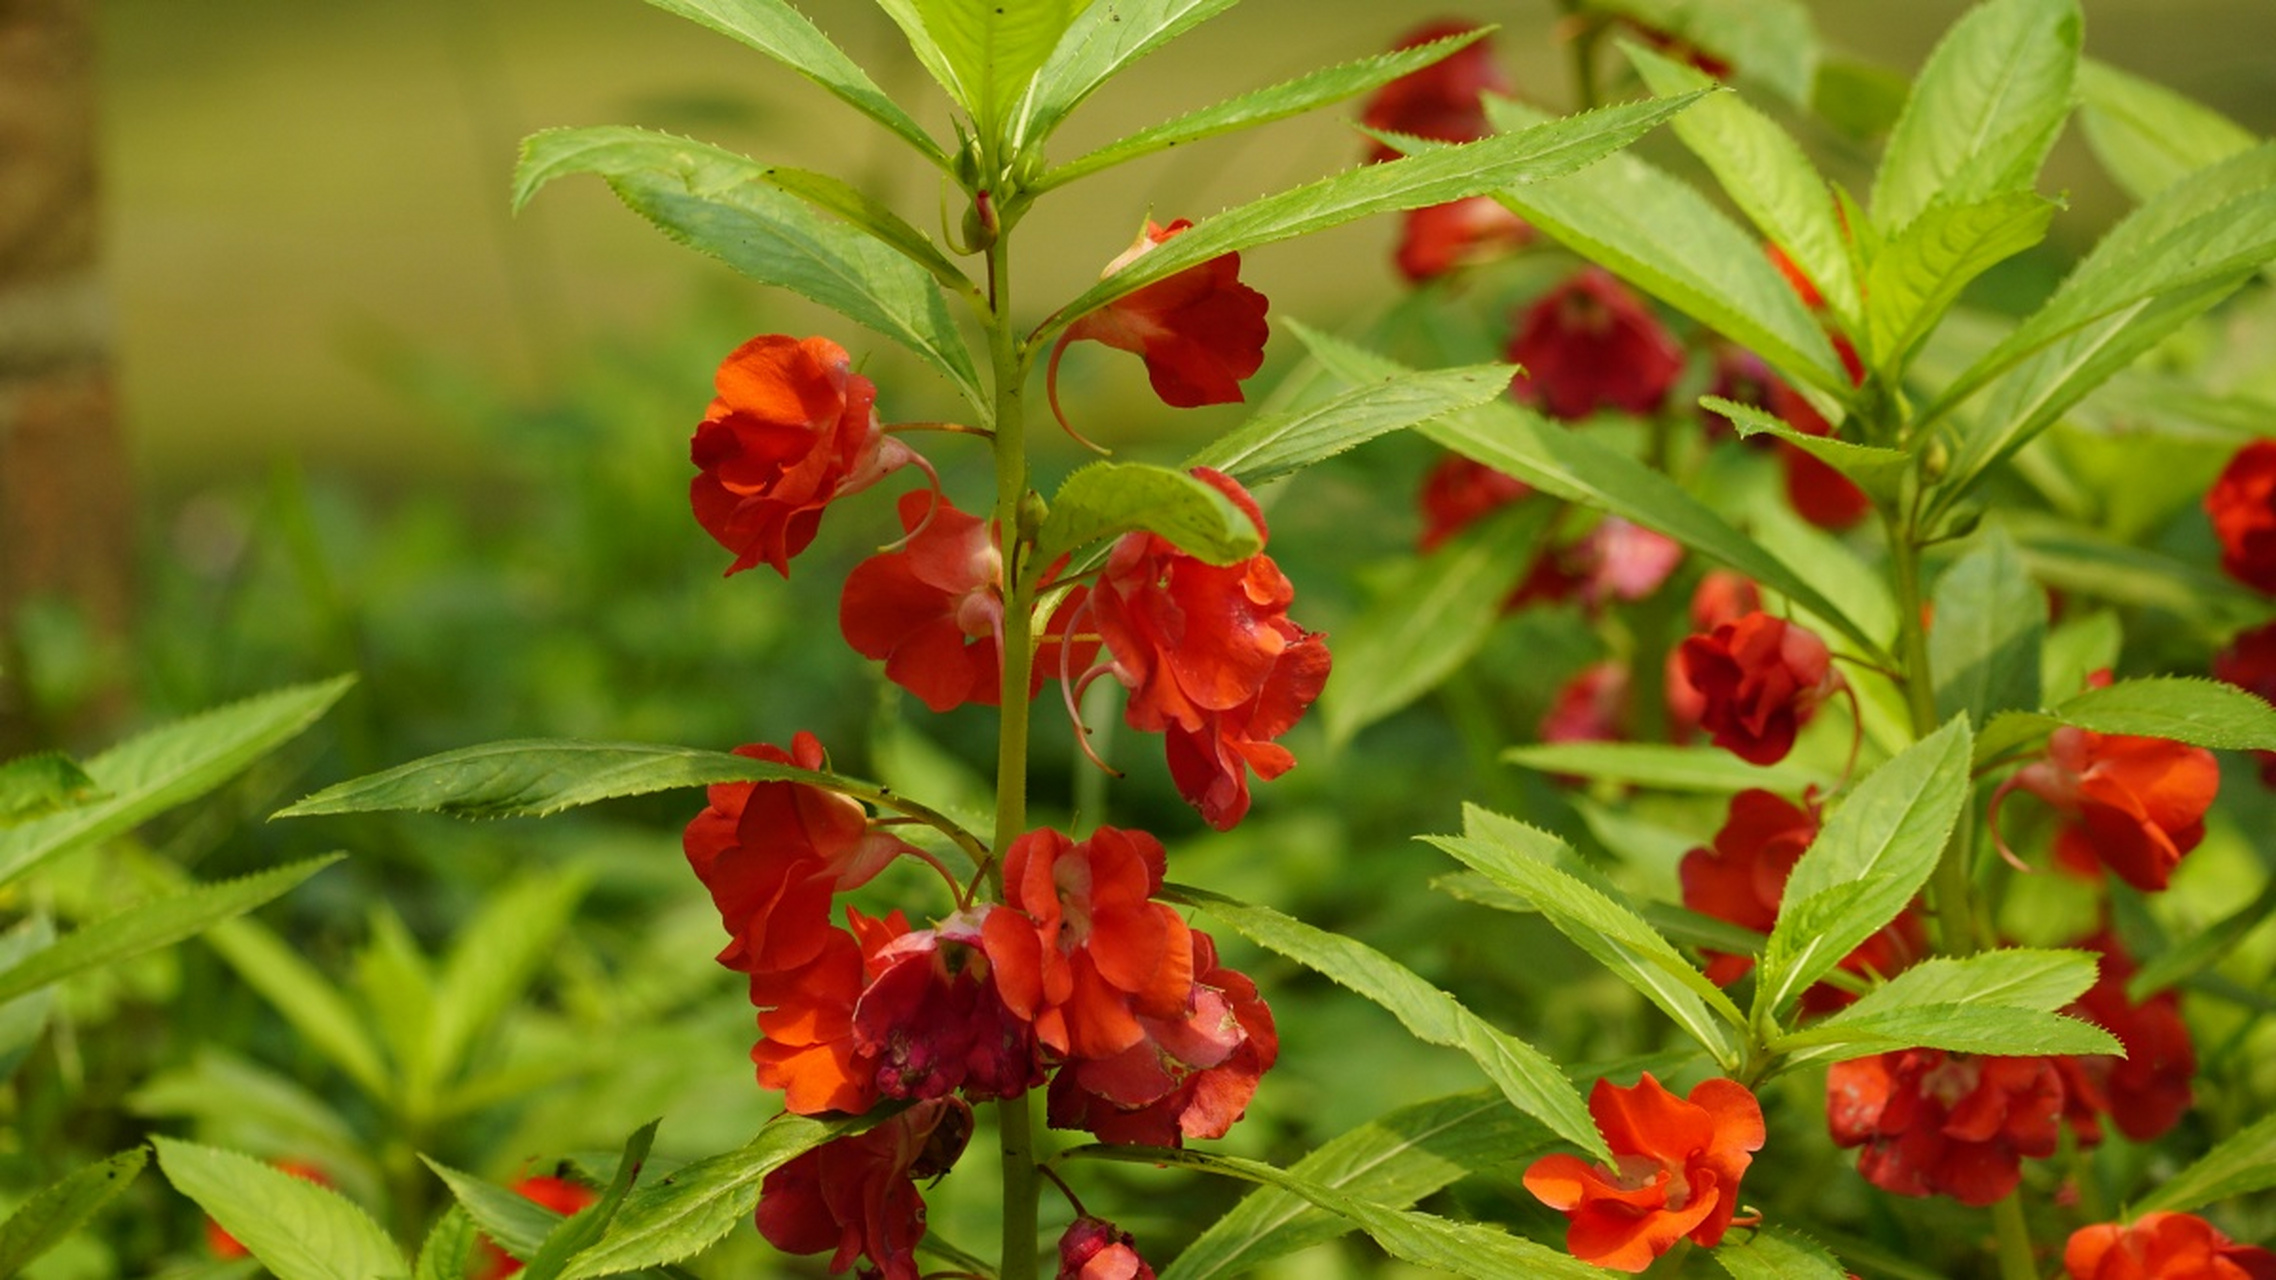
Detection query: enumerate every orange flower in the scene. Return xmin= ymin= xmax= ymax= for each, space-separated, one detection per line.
xmin=2207 ymin=439 xmax=2276 ymax=594
xmin=1999 ymin=723 xmax=2218 ymax=893
xmin=1522 ymin=1073 xmax=1766 ymax=1273
xmin=2065 ymin=1212 xmax=2276 ymax=1279
xmin=1677 ymin=612 xmax=1843 ymax=766
xmin=1051 ymin=219 xmax=1269 ymax=414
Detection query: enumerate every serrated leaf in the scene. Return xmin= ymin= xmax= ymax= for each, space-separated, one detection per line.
xmin=1930 ymin=528 xmax=2043 ymax=728
xmin=203 ymin=915 xmax=390 ymax=1102
xmin=1702 ymin=397 xmax=1905 ymax=500
xmin=869 ymin=0 xmax=971 ymax=118
xmin=1977 ymin=676 xmax=2276 ymax=766
xmin=0 ymin=751 xmax=103 ymax=826
xmin=1033 ymin=463 xmax=1261 ymax=570
xmin=1870 ymin=0 xmax=2079 ymax=233
xmin=1183 ymin=363 xmax=1516 ymax=490
xmin=1584 ymin=0 xmax=1819 ymax=105
xmin=1321 ymin=506 xmax=1549 ymax=748
xmin=2078 ymin=58 xmax=2258 ymax=204
xmin=1163 ymin=1090 xmax=1549 ymax=1280
xmin=1292 ymin=323 xmax=1887 ymax=661
xmin=155 ymin=1137 xmax=408 ymax=1280
xmin=127 ymin=1050 xmax=370 ymax=1201
xmin=1774 ymin=948 xmax=2105 ymax=1065
xmin=1041 ymin=92 xmax=1710 ymax=340
xmin=2131 ymin=1110 xmax=2276 ymax=1215
xmin=1013 ymin=0 xmax=1243 ymax=151
xmin=1171 ymin=885 xmax=1604 ymax=1160
xmin=1757 ymin=720 xmax=1972 ymax=1019
xmin=514 ymin=128 xmax=983 ymax=410
xmin=1627 ymin=43 xmax=1858 ymax=334
xmin=1502 ymin=741 xmax=1837 ymax=794
xmin=1480 ymin=98 xmax=1851 ymax=399
xmin=1775 ymin=1005 xmax=2116 ymax=1065
xmin=278 ymin=741 xmax=843 ymax=821
xmin=0 ymin=1147 xmax=148 ymax=1275
xmin=907 ymin=0 xmax=1083 ymax=134
xmin=427 ymin=1159 xmax=561 ymax=1260
xmin=640 ymin=0 xmax=947 ymax=167
xmin=1813 ymin=57 xmax=1911 ymax=142
xmin=1865 ymin=193 xmax=2055 ymax=378
xmin=1039 ymin=31 xmax=1493 ymax=191
xmin=1713 ymin=1225 xmax=1852 ymax=1279
xmin=0 ymin=854 xmax=342 ymax=1007
xmin=0 ymin=676 xmax=353 ymax=890
xmin=413 ymin=1208 xmax=480 ymax=1280
xmin=521 ymin=1121 xmax=656 ymax=1280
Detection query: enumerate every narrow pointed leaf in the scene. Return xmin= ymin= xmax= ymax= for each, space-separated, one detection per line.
xmin=1584 ymin=0 xmax=1819 ymax=105
xmin=1975 ymin=675 xmax=2276 ymax=767
xmin=909 ymin=0 xmax=1084 ymax=134
xmin=1865 ymin=193 xmax=2055 ymax=377
xmin=521 ymin=1121 xmax=657 ymax=1280
xmin=870 ymin=0 xmax=971 ymax=115
xmin=0 ymin=1147 xmax=148 ymax=1276
xmin=1502 ymin=741 xmax=1835 ymax=794
xmin=278 ymin=741 xmax=851 ymax=821
xmin=2131 ymin=1111 xmax=2276 ymax=1215
xmin=2078 ymin=58 xmax=2258 ymax=204
xmin=427 ymin=1159 xmax=561 ymax=1261
xmin=1712 ymin=1226 xmax=1852 ymax=1279
xmin=515 ymin=128 xmax=983 ymax=409
xmin=1184 ymin=363 xmax=1516 ymax=489
xmin=2128 ymin=878 xmax=2276 ymax=1001
xmin=155 ymin=1137 xmax=408 ymax=1280
xmin=1034 ymin=463 xmax=1261 ymax=569
xmin=413 ymin=1208 xmax=481 ymax=1280
xmin=0 ymin=919 xmax=53 ymax=1084
xmin=1929 ymin=528 xmax=2043 ymax=727
xmin=640 ymin=0 xmax=948 ymax=166
xmin=1702 ymin=397 xmax=1904 ymax=500
xmin=1774 ymin=948 xmax=2110 ymax=1065
xmin=1015 ymin=0 xmax=1243 ymax=150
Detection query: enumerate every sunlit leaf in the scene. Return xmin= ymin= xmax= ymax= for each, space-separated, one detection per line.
xmin=156 ymin=1137 xmax=408 ymax=1280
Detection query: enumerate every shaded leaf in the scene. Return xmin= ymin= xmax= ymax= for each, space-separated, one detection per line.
xmin=1502 ymin=741 xmax=1836 ymax=794
xmin=1184 ymin=363 xmax=1517 ymax=490
xmin=0 ymin=752 xmax=103 ymax=826
xmin=0 ymin=1147 xmax=148 ymax=1276
xmin=1034 ymin=462 xmax=1262 ymax=570
xmin=2078 ymin=58 xmax=2257 ymax=204
xmin=1929 ymin=528 xmax=2044 ymax=728
xmin=1015 ymin=0 xmax=1240 ymax=150
xmin=279 ymin=741 xmax=840 ymax=821
xmin=413 ymin=1208 xmax=481 ymax=1280
xmin=1975 ymin=676 xmax=2276 ymax=766
xmin=203 ymin=916 xmax=390 ymax=1102
xmin=1703 ymin=397 xmax=1904 ymax=500
xmin=1713 ymin=1226 xmax=1852 ymax=1279
xmin=1865 ymin=193 xmax=2055 ymax=378
xmin=2131 ymin=1110 xmax=2276 ymax=1215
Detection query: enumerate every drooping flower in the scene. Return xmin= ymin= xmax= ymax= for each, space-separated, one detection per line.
xmin=2214 ymin=621 xmax=2276 ymax=787
xmin=476 ymin=1175 xmax=600 ymax=1279
xmin=1358 ymin=19 xmax=1510 ymax=159
xmin=840 ymin=491 xmax=1095 ymax=713
xmin=1086 ymin=469 xmax=1330 ymax=829
xmin=1522 ymin=1073 xmax=1766 ymax=1273
xmin=1417 ymin=454 xmax=1532 ymax=553
xmin=1826 ymin=1050 xmax=2065 ymax=1206
xmin=2064 ymin=1212 xmax=2276 ymax=1280
xmin=2054 ymin=931 xmax=2195 ymax=1146
xmin=849 ymin=907 xmax=1044 ymax=1103
xmin=1058 ymin=1216 xmax=1159 ymax=1280
xmin=755 ymin=1096 xmax=973 ymax=1280
xmin=1052 ymin=219 xmax=1269 ymax=414
xmin=1996 ymin=715 xmax=2219 ymax=893
xmin=689 ymin=333 xmax=920 ymax=577
xmin=1507 ymin=269 xmax=1685 ymax=421
xmin=2207 ymin=439 xmax=2276 ymax=594
xmin=1677 ymin=612 xmax=1844 ymax=766
xmin=1394 ymin=195 xmax=1535 ymax=282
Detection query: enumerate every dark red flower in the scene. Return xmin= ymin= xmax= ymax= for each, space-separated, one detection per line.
xmin=689 ymin=333 xmax=920 ymax=577
xmin=1054 ymin=219 xmax=1269 ymax=411
xmin=1998 ymin=720 xmax=2219 ymax=893
xmin=476 ymin=1176 xmax=600 ymax=1279
xmin=1540 ymin=661 xmax=1628 ymax=748
xmin=1087 ymin=469 xmax=1329 ymax=829
xmin=1826 ymin=1050 xmax=2064 ymax=1206
xmin=756 ymin=1097 xmax=973 ymax=1280
xmin=1395 ymin=195 xmax=1535 ymax=282
xmin=1522 ymin=1073 xmax=1766 ymax=1273
xmin=1507 ymin=269 xmax=1685 ymax=421
xmin=1417 ymin=454 xmax=1532 ymax=553
xmin=2054 ymin=932 xmax=2195 ymax=1145
xmin=1677 ymin=612 xmax=1844 ymax=766
xmin=1770 ymin=379 xmax=1873 ymax=529
xmin=2065 ymin=1212 xmax=2276 ymax=1280
xmin=1622 ymin=18 xmax=1733 ymax=79
xmin=1358 ymin=20 xmax=1510 ymax=160
xmin=1059 ymin=1216 xmax=1159 ymax=1280
xmin=849 ymin=907 xmax=1044 ymax=1103
xmin=2215 ymin=621 xmax=2276 ymax=788
xmin=2208 ymin=439 xmax=2276 ymax=594
xmin=1701 ymin=345 xmax=1779 ymax=443
xmin=1507 ymin=520 xmax=1683 ymax=616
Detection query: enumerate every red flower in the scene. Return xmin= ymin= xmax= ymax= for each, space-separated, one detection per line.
xmin=1540 ymin=661 xmax=1628 ymax=748
xmin=749 ymin=927 xmax=877 ymax=1115
xmin=2054 ymin=932 xmax=2195 ymax=1145
xmin=1622 ymin=18 xmax=1733 ymax=79
xmin=1053 ymin=219 xmax=1269 ymax=412
xmin=689 ymin=334 xmax=920 ymax=577
xmin=476 ymin=1176 xmax=600 ymax=1279
xmin=1771 ymin=379 xmax=1873 ymax=529
xmin=1766 ymin=243 xmax=1823 ymax=310
xmin=1395 ymin=195 xmax=1535 ymax=282
xmin=1087 ymin=469 xmax=1330 ymax=829
xmin=206 ymin=1160 xmax=331 ymax=1260
xmin=840 ymin=491 xmax=1095 ymax=712
xmin=2214 ymin=621 xmax=2276 ymax=787
xmin=1690 ymin=571 xmax=1763 ymax=632
xmin=1417 ymin=454 xmax=1532 ymax=552
xmin=1521 ymin=1073 xmax=1766 ymax=1273
xmin=1677 ymin=612 xmax=1844 ymax=766
xmin=1826 ymin=1050 xmax=2064 ymax=1206
xmin=2207 ymin=439 xmax=2276 ymax=593
xmin=1507 ymin=269 xmax=1685 ymax=421
xmin=1059 ymin=1217 xmax=1159 ymax=1280
xmin=2065 ymin=1212 xmax=2276 ymax=1280
xmin=1358 ymin=20 xmax=1510 ymax=159
xmin=1998 ymin=722 xmax=2219 ymax=893
xmin=756 ymin=1097 xmax=973 ymax=1280
xmin=850 ymin=907 xmax=1044 ymax=1103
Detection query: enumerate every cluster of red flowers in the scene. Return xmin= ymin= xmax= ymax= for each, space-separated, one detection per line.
xmin=2210 ymin=440 xmax=2276 ymax=787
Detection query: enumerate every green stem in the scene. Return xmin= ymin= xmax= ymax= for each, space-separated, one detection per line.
xmin=1992 ymin=1195 xmax=2040 ymax=1280
xmin=1886 ymin=505 xmax=1980 ymax=957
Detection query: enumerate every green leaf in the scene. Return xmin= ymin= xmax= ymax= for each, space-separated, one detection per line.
xmin=2128 ymin=878 xmax=2276 ymax=1001
xmin=640 ymin=0 xmax=947 ymax=167
xmin=423 ymin=871 xmax=593 ymax=1104
xmin=1014 ymin=0 xmax=1242 ymax=152
xmin=279 ymin=741 xmax=840 ymax=821
xmin=203 ymin=916 xmax=391 ymax=1102
xmin=426 ymin=1159 xmax=561 ymax=1261
xmin=1869 ymin=0 xmax=2080 ymax=233
xmin=2131 ymin=1110 xmax=2276 ymax=1215
xmin=906 ymin=0 xmax=1084 ymax=135
xmin=1976 ymin=676 xmax=2276 ymax=766
xmin=0 ymin=919 xmax=57 ymax=1084
xmin=1756 ymin=719 xmax=1972 ymax=1019
xmin=1503 ymin=742 xmax=1836 ymax=794
xmin=557 ymin=1116 xmax=857 ymax=1278
xmin=1865 ymin=193 xmax=2056 ymax=378
xmin=1425 ymin=828 xmax=1746 ymax=1066
xmin=1713 ymin=1226 xmax=1852 ymax=1279
xmin=1702 ymin=397 xmax=1905 ymax=501
xmin=0 ymin=1147 xmax=148 ymax=1276
xmin=514 ymin=128 xmax=983 ymax=410
xmin=1172 ymin=885 xmax=1605 ymax=1159
xmin=1033 ymin=463 xmax=1262 ymax=570
xmin=0 ymin=752 xmax=103 ymax=826
xmin=522 ymin=1121 xmax=657 ymax=1280
xmin=1774 ymin=949 xmax=2113 ymax=1064
xmin=868 ymin=0 xmax=970 ymax=120
xmin=1585 ymin=0 xmax=1819 ymax=105
xmin=1745 ymin=502 xmax=1900 ymax=652
xmin=1041 ymin=92 xmax=1711 ymax=340
xmin=1627 ymin=43 xmax=1858 ymax=335
xmin=1321 ymin=507 xmax=1549 ymax=748
xmin=1813 ymin=57 xmax=1912 ymax=142
xmin=1479 ymin=99 xmax=1851 ymax=399
xmin=1929 ymin=528 xmax=2044 ymax=728
xmin=1163 ymin=1090 xmax=1550 ymax=1280
xmin=2078 ymin=58 xmax=2258 ymax=204
xmin=155 ymin=1137 xmax=408 ymax=1280
xmin=1184 ymin=363 xmax=1517 ymax=490
xmin=0 ymin=854 xmax=342 ymax=1007
xmin=0 ymin=676 xmax=353 ymax=890
xmin=127 ymin=1050 xmax=369 ymax=1202
xmin=1291 ymin=323 xmax=1887 ymax=660
xmin=412 ymin=1208 xmax=480 ymax=1280
xmin=1039 ymin=31 xmax=1493 ymax=191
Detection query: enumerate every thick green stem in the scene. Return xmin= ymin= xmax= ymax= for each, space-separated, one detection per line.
xmin=1992 ymin=1195 xmax=2040 ymax=1280
xmin=1886 ymin=505 xmax=1981 ymax=958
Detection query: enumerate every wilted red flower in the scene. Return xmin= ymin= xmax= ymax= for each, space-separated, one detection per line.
xmin=206 ymin=1160 xmax=332 ymax=1259
xmin=2207 ymin=439 xmax=2276 ymax=594
xmin=1417 ymin=454 xmax=1532 ymax=552
xmin=1052 ymin=219 xmax=1269 ymax=413
xmin=1358 ymin=20 xmax=1510 ymax=159
xmin=1997 ymin=718 xmax=2219 ymax=893
xmin=1826 ymin=1050 xmax=2064 ymax=1206
xmin=690 ymin=333 xmax=921 ymax=578
xmin=849 ymin=907 xmax=1043 ymax=1103
xmin=1677 ymin=612 xmax=1844 ymax=766
xmin=756 ymin=1097 xmax=973 ymax=1280
xmin=2065 ymin=1212 xmax=2276 ymax=1280
xmin=1507 ymin=269 xmax=1685 ymax=421
xmin=1059 ymin=1216 xmax=1159 ymax=1280
xmin=1395 ymin=195 xmax=1535 ymax=282
xmin=2214 ymin=621 xmax=2276 ymax=787
xmin=1086 ymin=469 xmax=1330 ymax=829
xmin=2054 ymin=932 xmax=2195 ymax=1145
xmin=840 ymin=491 xmax=1095 ymax=713
xmin=476 ymin=1175 xmax=600 ymax=1279
xmin=1522 ymin=1073 xmax=1765 ymax=1273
